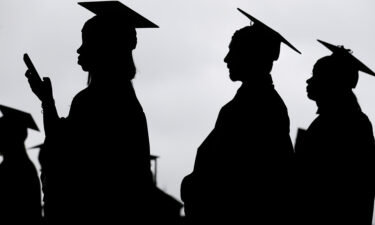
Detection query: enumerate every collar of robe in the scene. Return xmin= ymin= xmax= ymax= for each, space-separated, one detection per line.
xmin=239 ymin=73 xmax=275 ymax=94
xmin=316 ymin=91 xmax=361 ymax=115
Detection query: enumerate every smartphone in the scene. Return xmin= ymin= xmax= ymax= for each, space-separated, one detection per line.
xmin=23 ymin=53 xmax=43 ymax=84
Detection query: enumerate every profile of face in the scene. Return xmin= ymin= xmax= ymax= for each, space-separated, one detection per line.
xmin=77 ymin=16 xmax=137 ymax=73
xmin=223 ymin=26 xmax=279 ymax=82
xmin=306 ymin=56 xmax=358 ymax=102
xmin=77 ymin=27 xmax=97 ymax=72
xmin=224 ymin=38 xmax=250 ymax=82
xmin=306 ymin=63 xmax=331 ymax=102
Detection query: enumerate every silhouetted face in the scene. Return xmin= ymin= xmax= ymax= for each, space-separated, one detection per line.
xmin=306 ymin=63 xmax=331 ymax=102
xmin=77 ymin=16 xmax=137 ymax=73
xmin=224 ymin=26 xmax=279 ymax=82
xmin=224 ymin=38 xmax=250 ymax=81
xmin=306 ymin=56 xmax=358 ymax=102
xmin=77 ymin=28 xmax=96 ymax=72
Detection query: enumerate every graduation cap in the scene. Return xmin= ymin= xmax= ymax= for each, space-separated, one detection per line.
xmin=150 ymin=154 xmax=159 ymax=185
xmin=29 ymin=143 xmax=44 ymax=150
xmin=237 ymin=8 xmax=301 ymax=55
xmin=78 ymin=1 xmax=159 ymax=28
xmin=0 ymin=105 xmax=39 ymax=131
xmin=317 ymin=39 xmax=375 ymax=76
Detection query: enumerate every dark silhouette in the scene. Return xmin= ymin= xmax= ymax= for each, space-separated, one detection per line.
xmin=152 ymin=187 xmax=184 ymax=224
xmin=295 ymin=40 xmax=375 ymax=225
xmin=181 ymin=8 xmax=300 ymax=224
xmin=148 ymin=155 xmax=184 ymax=224
xmin=294 ymin=128 xmax=307 ymax=153
xmin=0 ymin=105 xmax=42 ymax=224
xmin=25 ymin=1 xmax=158 ymax=224
xmin=30 ymin=143 xmax=50 ymax=225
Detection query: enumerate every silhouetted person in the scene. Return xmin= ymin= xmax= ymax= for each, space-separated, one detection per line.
xmin=0 ymin=105 xmax=42 ymax=225
xmin=181 ymin=8 xmax=300 ymax=224
xmin=25 ymin=1 xmax=158 ymax=224
xmin=295 ymin=40 xmax=375 ymax=225
xmin=30 ymin=143 xmax=49 ymax=224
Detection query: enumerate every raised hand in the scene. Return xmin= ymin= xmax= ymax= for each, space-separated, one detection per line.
xmin=25 ymin=70 xmax=53 ymax=103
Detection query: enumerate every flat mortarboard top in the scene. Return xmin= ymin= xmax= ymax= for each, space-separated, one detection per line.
xmin=0 ymin=105 xmax=39 ymax=131
xmin=150 ymin=155 xmax=159 ymax=160
xmin=318 ymin=39 xmax=375 ymax=76
xmin=78 ymin=1 xmax=159 ymax=28
xmin=237 ymin=8 xmax=301 ymax=54
xmin=29 ymin=143 xmax=44 ymax=150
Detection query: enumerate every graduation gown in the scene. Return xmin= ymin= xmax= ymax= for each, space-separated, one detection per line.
xmin=296 ymin=93 xmax=375 ymax=225
xmin=181 ymin=75 xmax=295 ymax=224
xmin=41 ymin=81 xmax=153 ymax=224
xmin=0 ymin=152 xmax=42 ymax=225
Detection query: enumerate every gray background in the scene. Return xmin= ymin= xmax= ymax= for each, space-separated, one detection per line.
xmin=0 ymin=0 xmax=374 ymax=219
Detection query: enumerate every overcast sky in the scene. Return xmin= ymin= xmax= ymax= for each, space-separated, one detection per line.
xmin=1 ymin=0 xmax=375 ymax=217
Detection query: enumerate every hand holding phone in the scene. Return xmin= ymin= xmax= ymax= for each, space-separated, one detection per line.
xmin=23 ymin=53 xmax=43 ymax=85
xmin=23 ymin=53 xmax=53 ymax=102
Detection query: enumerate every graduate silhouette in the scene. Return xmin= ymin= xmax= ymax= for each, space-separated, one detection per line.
xmin=181 ymin=8 xmax=300 ymax=224
xmin=295 ymin=40 xmax=375 ymax=225
xmin=30 ymin=143 xmax=50 ymax=224
xmin=25 ymin=1 xmax=157 ymax=224
xmin=0 ymin=105 xmax=42 ymax=225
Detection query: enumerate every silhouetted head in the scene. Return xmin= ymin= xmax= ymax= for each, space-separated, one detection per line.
xmin=224 ymin=25 xmax=280 ymax=82
xmin=307 ymin=55 xmax=358 ymax=102
xmin=224 ymin=9 xmax=300 ymax=82
xmin=77 ymin=15 xmax=137 ymax=80
xmin=306 ymin=40 xmax=375 ymax=102
xmin=0 ymin=106 xmax=39 ymax=156
xmin=0 ymin=119 xmax=28 ymax=151
xmin=76 ymin=1 xmax=158 ymax=83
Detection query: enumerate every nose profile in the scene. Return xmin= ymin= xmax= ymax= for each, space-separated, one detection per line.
xmin=224 ymin=51 xmax=230 ymax=63
xmin=77 ymin=45 xmax=82 ymax=54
